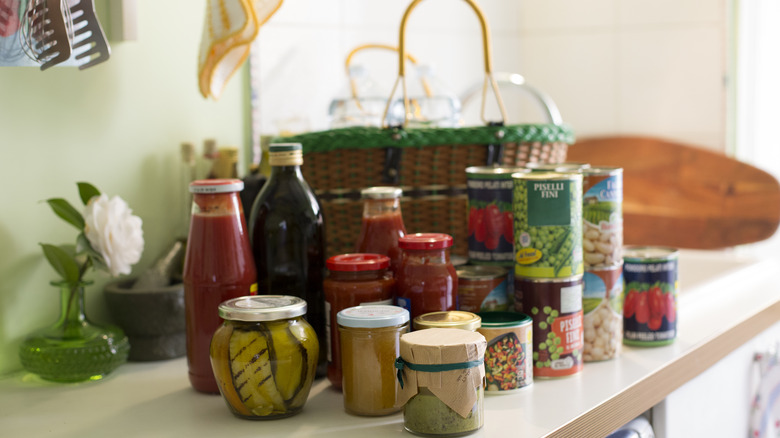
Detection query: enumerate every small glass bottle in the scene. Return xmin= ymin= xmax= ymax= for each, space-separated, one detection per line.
xmin=395 ymin=233 xmax=458 ymax=321
xmin=183 ymin=179 xmax=257 ymax=393
xmin=355 ymin=187 xmax=407 ymax=276
xmin=248 ymin=143 xmax=327 ymax=376
xmin=337 ymin=305 xmax=409 ymax=416
xmin=323 ymin=254 xmax=395 ymax=389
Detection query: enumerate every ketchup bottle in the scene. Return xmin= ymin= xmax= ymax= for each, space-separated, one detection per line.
xmin=183 ymin=179 xmax=257 ymax=393
xmin=355 ymin=186 xmax=407 ymax=276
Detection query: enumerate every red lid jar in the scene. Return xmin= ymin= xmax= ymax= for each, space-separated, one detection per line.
xmin=395 ymin=233 xmax=458 ymax=321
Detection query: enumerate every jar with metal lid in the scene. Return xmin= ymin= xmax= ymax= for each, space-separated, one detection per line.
xmin=413 ymin=310 xmax=481 ymax=331
xmin=355 ymin=187 xmax=407 ymax=275
xmin=209 ymin=296 xmax=319 ymax=420
xmin=396 ymin=233 xmax=458 ymax=320
xmin=337 ymin=305 xmax=410 ymax=416
xmin=397 ymin=328 xmax=487 ymax=437
xmin=324 ymin=253 xmax=396 ymax=389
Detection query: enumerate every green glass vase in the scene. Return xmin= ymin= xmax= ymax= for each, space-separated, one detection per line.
xmin=18 ymin=281 xmax=130 ymax=383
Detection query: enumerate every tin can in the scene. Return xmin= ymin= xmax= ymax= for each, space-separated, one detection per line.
xmin=457 ymin=265 xmax=509 ymax=312
xmin=582 ymin=264 xmax=623 ymax=362
xmin=525 ymin=162 xmax=591 ymax=172
xmin=582 ymin=167 xmax=623 ymax=269
xmin=515 ymin=275 xmax=584 ymax=378
xmin=466 ymin=166 xmax=529 ymax=265
xmin=413 ymin=310 xmax=481 ymax=331
xmin=622 ymin=246 xmax=679 ymax=346
xmin=477 ymin=312 xmax=533 ymax=392
xmin=513 ymin=172 xmax=583 ymax=279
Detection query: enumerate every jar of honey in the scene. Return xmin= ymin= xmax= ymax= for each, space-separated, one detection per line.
xmin=324 ymin=253 xmax=395 ymax=389
xmin=337 ymin=305 xmax=410 ymax=416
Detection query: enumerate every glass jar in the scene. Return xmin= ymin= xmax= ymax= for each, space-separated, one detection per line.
xmin=337 ymin=305 xmax=410 ymax=416
xmin=210 ymin=296 xmax=319 ymax=420
xmin=355 ymin=186 xmax=407 ymax=275
xmin=397 ymin=328 xmax=487 ymax=437
xmin=413 ymin=310 xmax=481 ymax=331
xmin=324 ymin=253 xmax=395 ymax=389
xmin=183 ymin=179 xmax=257 ymax=394
xmin=396 ymin=233 xmax=458 ymax=321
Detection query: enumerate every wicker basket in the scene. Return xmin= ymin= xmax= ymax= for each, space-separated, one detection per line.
xmin=278 ymin=0 xmax=575 ymax=258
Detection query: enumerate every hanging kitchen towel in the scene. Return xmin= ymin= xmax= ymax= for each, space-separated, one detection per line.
xmin=198 ymin=0 xmax=283 ymax=99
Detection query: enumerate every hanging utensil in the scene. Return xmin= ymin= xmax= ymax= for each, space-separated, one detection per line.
xmin=19 ymin=0 xmax=72 ymax=70
xmin=67 ymin=0 xmax=109 ymax=70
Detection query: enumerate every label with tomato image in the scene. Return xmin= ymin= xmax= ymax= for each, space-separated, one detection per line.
xmin=622 ymin=251 xmax=678 ymax=346
xmin=466 ymin=167 xmax=523 ymax=265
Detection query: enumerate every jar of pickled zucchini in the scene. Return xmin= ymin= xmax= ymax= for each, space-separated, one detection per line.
xmin=413 ymin=310 xmax=481 ymax=331
xmin=396 ymin=328 xmax=487 ymax=437
xmin=209 ymin=296 xmax=319 ymax=420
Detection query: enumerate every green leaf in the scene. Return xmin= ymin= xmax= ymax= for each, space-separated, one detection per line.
xmin=46 ymin=198 xmax=85 ymax=230
xmin=40 ymin=243 xmax=81 ymax=284
xmin=76 ymin=233 xmax=105 ymax=267
xmin=77 ymin=182 xmax=101 ymax=205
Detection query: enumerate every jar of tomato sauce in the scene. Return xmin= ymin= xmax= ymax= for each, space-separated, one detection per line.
xmin=355 ymin=187 xmax=407 ymax=275
xmin=396 ymin=233 xmax=458 ymax=321
xmin=323 ymin=253 xmax=395 ymax=389
xmin=183 ymin=179 xmax=257 ymax=394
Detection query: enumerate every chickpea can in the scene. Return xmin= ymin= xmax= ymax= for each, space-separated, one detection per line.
xmin=513 ymin=172 xmax=584 ymax=279
xmin=582 ymin=264 xmax=623 ymax=362
xmin=623 ymin=246 xmax=679 ymax=346
xmin=582 ymin=167 xmax=623 ymax=268
xmin=457 ymin=265 xmax=509 ymax=312
xmin=477 ymin=312 xmax=533 ymax=392
xmin=515 ymin=275 xmax=584 ymax=378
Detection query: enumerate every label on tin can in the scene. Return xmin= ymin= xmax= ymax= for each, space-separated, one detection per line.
xmin=458 ymin=266 xmax=509 ymax=312
xmin=583 ymin=168 xmax=623 ymax=268
xmin=582 ymin=265 xmax=623 ymax=362
xmin=513 ymin=173 xmax=584 ymax=278
xmin=515 ymin=276 xmax=584 ymax=378
xmin=478 ymin=313 xmax=533 ymax=392
xmin=623 ymin=247 xmax=678 ymax=346
xmin=467 ymin=167 xmax=525 ymax=265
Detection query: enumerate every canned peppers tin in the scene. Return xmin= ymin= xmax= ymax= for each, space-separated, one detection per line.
xmin=466 ymin=166 xmax=529 ymax=265
xmin=457 ymin=265 xmax=509 ymax=312
xmin=582 ymin=167 xmax=623 ymax=268
xmin=513 ymin=172 xmax=584 ymax=279
xmin=622 ymin=246 xmax=678 ymax=346
xmin=477 ymin=311 xmax=533 ymax=392
xmin=582 ymin=264 xmax=623 ymax=362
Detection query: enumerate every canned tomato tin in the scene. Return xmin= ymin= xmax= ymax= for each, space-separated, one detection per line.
xmin=466 ymin=166 xmax=529 ymax=265
xmin=622 ymin=246 xmax=679 ymax=346
xmin=457 ymin=265 xmax=509 ymax=312
xmin=582 ymin=167 xmax=623 ymax=268
xmin=525 ymin=162 xmax=591 ymax=172
xmin=515 ymin=275 xmax=584 ymax=378
xmin=413 ymin=310 xmax=481 ymax=331
xmin=513 ymin=172 xmax=584 ymax=279
xmin=477 ymin=312 xmax=533 ymax=392
xmin=582 ymin=264 xmax=623 ymax=362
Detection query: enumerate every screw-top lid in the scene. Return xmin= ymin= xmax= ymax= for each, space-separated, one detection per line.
xmin=398 ymin=233 xmax=453 ymax=250
xmin=327 ymin=253 xmax=390 ymax=272
xmin=337 ymin=305 xmax=410 ymax=328
xmin=361 ymin=186 xmax=403 ymax=199
xmin=218 ymin=295 xmax=307 ymax=321
xmin=413 ymin=311 xmax=481 ymax=331
xmin=189 ymin=179 xmax=244 ymax=193
xmin=269 ymin=143 xmax=304 ymax=166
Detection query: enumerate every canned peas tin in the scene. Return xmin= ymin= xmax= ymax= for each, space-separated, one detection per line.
xmin=622 ymin=246 xmax=678 ymax=346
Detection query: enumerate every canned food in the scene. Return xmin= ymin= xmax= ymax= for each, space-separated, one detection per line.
xmin=623 ymin=246 xmax=678 ymax=346
xmin=466 ymin=166 xmax=528 ymax=265
xmin=525 ymin=162 xmax=591 ymax=172
xmin=513 ymin=172 xmax=584 ymax=279
xmin=515 ymin=276 xmax=584 ymax=378
xmin=477 ymin=312 xmax=533 ymax=392
xmin=582 ymin=167 xmax=623 ymax=268
xmin=413 ymin=310 xmax=481 ymax=331
xmin=457 ymin=265 xmax=509 ymax=312
xmin=582 ymin=264 xmax=623 ymax=362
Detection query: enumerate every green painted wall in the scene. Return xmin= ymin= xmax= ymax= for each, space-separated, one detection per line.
xmin=0 ymin=2 xmax=249 ymax=375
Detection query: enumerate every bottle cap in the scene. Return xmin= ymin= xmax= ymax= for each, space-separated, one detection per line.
xmin=189 ymin=179 xmax=244 ymax=193
xmin=413 ymin=311 xmax=481 ymax=331
xmin=361 ymin=186 xmax=403 ymax=199
xmin=337 ymin=305 xmax=409 ymax=328
xmin=218 ymin=295 xmax=307 ymax=321
xmin=398 ymin=233 xmax=453 ymax=250
xmin=269 ymin=143 xmax=304 ymax=166
xmin=327 ymin=253 xmax=390 ymax=272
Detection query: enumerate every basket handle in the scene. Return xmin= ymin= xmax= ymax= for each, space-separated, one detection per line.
xmin=345 ymin=43 xmax=433 ymax=100
xmin=382 ymin=0 xmax=508 ymax=127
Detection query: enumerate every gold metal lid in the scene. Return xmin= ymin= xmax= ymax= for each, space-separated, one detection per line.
xmin=413 ymin=310 xmax=481 ymax=331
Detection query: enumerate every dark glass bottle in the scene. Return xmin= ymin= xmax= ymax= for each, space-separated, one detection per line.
xmin=248 ymin=143 xmax=327 ymax=375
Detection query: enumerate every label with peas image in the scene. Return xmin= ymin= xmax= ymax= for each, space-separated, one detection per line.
xmin=513 ymin=172 xmax=583 ymax=279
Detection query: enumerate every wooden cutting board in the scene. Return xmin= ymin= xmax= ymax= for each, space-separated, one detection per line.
xmin=566 ymin=136 xmax=780 ymax=249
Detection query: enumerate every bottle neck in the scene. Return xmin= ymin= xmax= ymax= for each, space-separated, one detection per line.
xmin=363 ymin=197 xmax=401 ymax=218
xmin=269 ymin=164 xmax=304 ymax=179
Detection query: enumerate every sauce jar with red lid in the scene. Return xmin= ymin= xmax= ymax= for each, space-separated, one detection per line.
xmin=395 ymin=233 xmax=458 ymax=321
xmin=323 ymin=253 xmax=395 ymax=388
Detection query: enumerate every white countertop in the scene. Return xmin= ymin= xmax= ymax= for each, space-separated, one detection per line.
xmin=2 ymin=248 xmax=779 ymax=438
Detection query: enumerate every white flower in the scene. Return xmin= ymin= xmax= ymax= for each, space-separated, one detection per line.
xmin=83 ymin=194 xmax=144 ymax=277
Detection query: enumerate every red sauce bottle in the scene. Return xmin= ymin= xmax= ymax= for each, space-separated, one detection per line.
xmin=183 ymin=179 xmax=257 ymax=394
xmin=395 ymin=233 xmax=458 ymax=321
xmin=355 ymin=187 xmax=406 ymax=275
xmin=323 ymin=254 xmax=395 ymax=389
